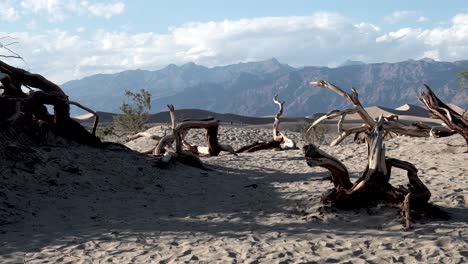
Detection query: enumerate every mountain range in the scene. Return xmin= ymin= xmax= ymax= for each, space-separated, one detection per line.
xmin=62 ymin=58 xmax=468 ymax=117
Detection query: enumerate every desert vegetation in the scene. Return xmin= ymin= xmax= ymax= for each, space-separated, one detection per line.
xmin=457 ymin=69 xmax=468 ymax=89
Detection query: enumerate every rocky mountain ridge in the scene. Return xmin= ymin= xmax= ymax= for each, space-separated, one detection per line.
xmin=62 ymin=58 xmax=468 ymax=116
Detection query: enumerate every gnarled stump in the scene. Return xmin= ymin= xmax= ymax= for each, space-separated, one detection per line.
xmin=237 ymin=95 xmax=296 ymax=153
xmin=154 ymin=105 xmax=236 ymax=167
xmin=0 ymin=60 xmax=100 ymax=145
xmin=304 ymin=116 xmax=448 ymax=229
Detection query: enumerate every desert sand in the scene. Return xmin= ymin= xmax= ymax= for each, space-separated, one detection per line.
xmin=1 ymin=114 xmax=467 ymax=263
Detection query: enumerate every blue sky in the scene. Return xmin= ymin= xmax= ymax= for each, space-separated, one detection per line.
xmin=1 ymin=0 xmax=468 ymax=83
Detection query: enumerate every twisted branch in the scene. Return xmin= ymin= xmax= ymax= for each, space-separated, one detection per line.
xmin=308 ymin=80 xmax=444 ymax=146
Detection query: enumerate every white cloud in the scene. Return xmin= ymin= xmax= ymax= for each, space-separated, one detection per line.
xmin=376 ymin=28 xmax=415 ymax=42
xmin=375 ymin=13 xmax=468 ymax=61
xmin=81 ymin=1 xmax=125 ymax=19
xmin=20 ymin=0 xmax=65 ymax=21
xmin=2 ymin=12 xmax=468 ymax=84
xmin=384 ymin=10 xmax=429 ymax=24
xmin=384 ymin=10 xmax=416 ymax=24
xmin=15 ymin=0 xmax=125 ymax=21
xmin=0 ymin=1 xmax=20 ymax=21
xmin=417 ymin=16 xmax=428 ymax=22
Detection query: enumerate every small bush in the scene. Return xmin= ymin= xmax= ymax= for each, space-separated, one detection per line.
xmin=457 ymin=69 xmax=468 ymax=89
xmin=95 ymin=123 xmax=115 ymax=139
xmin=113 ymin=89 xmax=151 ymax=133
xmin=290 ymin=122 xmax=329 ymax=145
xmin=300 ymin=122 xmax=329 ymax=145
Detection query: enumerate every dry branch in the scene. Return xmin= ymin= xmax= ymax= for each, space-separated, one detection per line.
xmin=154 ymin=105 xmax=236 ymax=165
xmin=237 ymin=95 xmax=296 ymax=153
xmin=304 ymin=116 xmax=447 ymax=229
xmin=307 ymin=80 xmax=450 ymax=146
xmin=419 ymin=84 xmax=468 ymax=145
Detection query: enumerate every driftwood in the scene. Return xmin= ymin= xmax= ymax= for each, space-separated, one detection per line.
xmin=304 ymin=116 xmax=448 ymax=229
xmin=237 ymin=95 xmax=296 ymax=153
xmin=154 ymin=105 xmax=236 ymax=165
xmin=307 ymin=80 xmax=455 ymax=146
xmin=419 ymin=84 xmax=468 ymax=145
xmin=0 ymin=60 xmax=100 ymax=145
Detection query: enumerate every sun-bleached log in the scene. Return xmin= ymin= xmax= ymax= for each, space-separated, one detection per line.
xmin=127 ymin=132 xmax=161 ymax=141
xmin=304 ymin=116 xmax=446 ymax=229
xmin=308 ymin=80 xmax=447 ymax=146
xmin=154 ymin=105 xmax=236 ymax=161
xmin=237 ymin=95 xmax=296 ymax=152
xmin=420 ymin=84 xmax=468 ymax=145
xmin=173 ymin=119 xmax=237 ymax=156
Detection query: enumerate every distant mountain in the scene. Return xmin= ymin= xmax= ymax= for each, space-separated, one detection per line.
xmin=338 ymin=60 xmax=366 ymax=67
xmin=62 ymin=58 xmax=468 ymax=117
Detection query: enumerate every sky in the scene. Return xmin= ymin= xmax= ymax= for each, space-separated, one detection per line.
xmin=1 ymin=0 xmax=468 ymax=84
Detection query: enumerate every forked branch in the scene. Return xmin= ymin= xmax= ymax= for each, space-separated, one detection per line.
xmin=308 ymin=80 xmax=446 ymax=146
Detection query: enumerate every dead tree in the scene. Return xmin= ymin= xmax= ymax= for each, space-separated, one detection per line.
xmin=304 ymin=116 xmax=448 ymax=229
xmin=237 ymin=95 xmax=296 ymax=153
xmin=154 ymin=105 xmax=236 ymax=166
xmin=420 ymin=84 xmax=468 ymax=145
xmin=0 ymin=60 xmax=100 ymax=145
xmin=307 ymin=80 xmax=455 ymax=146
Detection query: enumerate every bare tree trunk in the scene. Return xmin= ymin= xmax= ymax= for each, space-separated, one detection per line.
xmin=304 ymin=116 xmax=447 ymax=229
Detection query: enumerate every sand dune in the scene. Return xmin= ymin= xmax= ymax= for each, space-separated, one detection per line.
xmin=395 ymin=103 xmax=432 ymax=117
xmin=346 ymin=104 xmax=430 ymax=120
xmin=1 ymin=122 xmax=467 ymax=263
xmin=74 ymin=109 xmax=314 ymax=126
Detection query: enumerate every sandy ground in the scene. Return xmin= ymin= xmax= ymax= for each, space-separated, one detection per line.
xmin=0 ymin=124 xmax=467 ymax=263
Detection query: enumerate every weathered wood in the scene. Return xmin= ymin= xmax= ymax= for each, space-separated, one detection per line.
xmin=0 ymin=60 xmax=66 ymax=97
xmin=236 ymin=140 xmax=281 ymax=153
xmin=308 ymin=80 xmax=450 ymax=146
xmin=420 ymin=84 xmax=468 ymax=145
xmin=303 ymin=144 xmax=352 ymax=189
xmin=154 ymin=105 xmax=236 ymax=161
xmin=0 ymin=60 xmax=100 ymax=146
xmin=304 ymin=116 xmax=445 ymax=229
xmin=237 ymin=95 xmax=296 ymax=152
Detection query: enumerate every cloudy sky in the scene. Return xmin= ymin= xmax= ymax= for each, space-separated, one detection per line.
xmin=1 ymin=0 xmax=467 ymax=84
